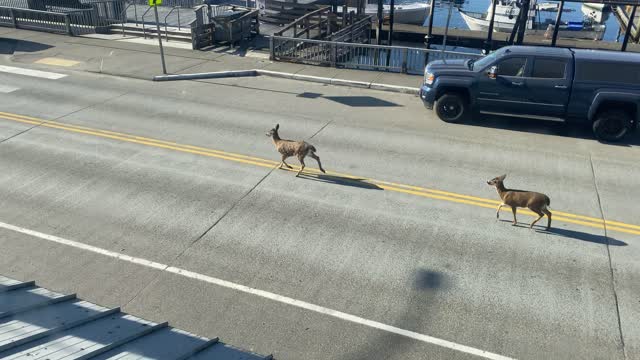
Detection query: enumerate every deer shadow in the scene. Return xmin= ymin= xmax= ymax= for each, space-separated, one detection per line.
xmin=297 ymin=173 xmax=382 ymax=190
xmin=499 ymin=220 xmax=627 ymax=246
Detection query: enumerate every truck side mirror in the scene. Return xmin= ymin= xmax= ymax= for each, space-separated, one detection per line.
xmin=488 ymin=66 xmax=498 ymax=79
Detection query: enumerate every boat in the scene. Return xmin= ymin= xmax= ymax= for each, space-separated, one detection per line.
xmin=458 ymin=0 xmax=606 ymax=40
xmin=581 ymin=3 xmax=610 ymax=23
xmin=349 ymin=1 xmax=429 ymax=25
xmin=537 ymin=2 xmax=558 ymax=12
xmin=458 ymin=0 xmax=537 ymax=32
xmin=583 ymin=2 xmax=609 ymax=11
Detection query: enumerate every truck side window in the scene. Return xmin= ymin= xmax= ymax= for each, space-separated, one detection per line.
xmin=496 ymin=57 xmax=527 ymax=77
xmin=532 ymin=59 xmax=567 ymax=79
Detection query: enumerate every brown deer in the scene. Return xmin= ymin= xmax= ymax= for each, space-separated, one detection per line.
xmin=266 ymin=124 xmax=326 ymax=177
xmin=487 ymin=174 xmax=552 ymax=230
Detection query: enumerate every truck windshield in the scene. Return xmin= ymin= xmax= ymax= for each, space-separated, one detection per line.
xmin=469 ymin=49 xmax=503 ymax=71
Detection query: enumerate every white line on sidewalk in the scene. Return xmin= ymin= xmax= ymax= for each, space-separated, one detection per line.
xmin=0 ymin=65 xmax=67 ymax=80
xmin=0 ymin=220 xmax=515 ymax=360
xmin=0 ymin=84 xmax=20 ymax=93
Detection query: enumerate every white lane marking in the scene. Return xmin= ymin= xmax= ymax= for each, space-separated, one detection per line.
xmin=0 ymin=65 xmax=67 ymax=80
xmin=0 ymin=84 xmax=19 ymax=93
xmin=0 ymin=220 xmax=515 ymax=360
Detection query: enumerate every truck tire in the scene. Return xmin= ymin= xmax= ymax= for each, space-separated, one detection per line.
xmin=435 ymin=93 xmax=468 ymax=123
xmin=592 ymin=110 xmax=630 ymax=142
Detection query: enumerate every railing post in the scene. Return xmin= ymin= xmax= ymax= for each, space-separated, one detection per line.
xmin=401 ymin=47 xmax=407 ymax=73
xmin=269 ymin=35 xmax=275 ymax=60
xmin=330 ymin=41 xmax=337 ymax=67
xmin=9 ymin=8 xmax=17 ymax=28
xmin=65 ymin=14 xmax=73 ymax=35
xmin=622 ymin=5 xmax=637 ymax=52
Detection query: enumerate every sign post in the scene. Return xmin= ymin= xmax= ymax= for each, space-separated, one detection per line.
xmin=150 ymin=0 xmax=167 ymax=74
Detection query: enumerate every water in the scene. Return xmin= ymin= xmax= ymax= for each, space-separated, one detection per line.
xmin=394 ymin=0 xmax=622 ymax=42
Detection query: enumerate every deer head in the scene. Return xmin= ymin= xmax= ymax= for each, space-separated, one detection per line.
xmin=487 ymin=174 xmax=507 ymax=187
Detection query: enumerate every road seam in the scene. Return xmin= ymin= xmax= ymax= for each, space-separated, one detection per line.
xmin=589 ymin=154 xmax=627 ymax=359
xmin=122 ymin=165 xmax=278 ymax=310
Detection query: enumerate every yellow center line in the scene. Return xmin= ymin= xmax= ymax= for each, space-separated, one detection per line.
xmin=1 ymin=111 xmax=638 ymax=236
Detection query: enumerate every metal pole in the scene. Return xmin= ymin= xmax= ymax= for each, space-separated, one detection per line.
xmin=387 ymin=0 xmax=394 ymax=45
xmin=516 ymin=0 xmax=530 ymax=44
xmin=425 ymin=0 xmax=435 ymax=48
xmin=484 ymin=0 xmax=498 ymax=53
xmin=154 ymin=4 xmax=167 ymax=74
xmin=376 ymin=0 xmax=383 ymax=45
xmin=551 ymin=0 xmax=564 ymax=47
xmin=441 ymin=0 xmax=453 ymax=52
xmin=621 ymin=5 xmax=637 ymax=51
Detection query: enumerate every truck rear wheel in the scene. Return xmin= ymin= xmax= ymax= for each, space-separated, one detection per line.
xmin=592 ymin=110 xmax=630 ymax=142
xmin=435 ymin=93 xmax=468 ymax=123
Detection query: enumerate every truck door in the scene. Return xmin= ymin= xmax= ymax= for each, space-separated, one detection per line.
xmin=523 ymin=57 xmax=572 ymax=119
xmin=476 ymin=56 xmax=532 ymax=116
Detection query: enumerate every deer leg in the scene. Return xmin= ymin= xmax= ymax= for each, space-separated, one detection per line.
xmin=511 ymin=207 xmax=518 ymax=225
xmin=281 ymin=155 xmax=293 ymax=169
xmin=309 ymin=152 xmax=325 ymax=173
xmin=296 ymin=155 xmax=306 ymax=177
xmin=542 ymin=208 xmax=552 ymax=230
xmin=496 ymin=203 xmax=504 ymax=219
xmin=529 ymin=209 xmax=545 ymax=229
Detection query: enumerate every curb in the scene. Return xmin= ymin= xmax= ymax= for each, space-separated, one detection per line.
xmin=153 ymin=69 xmax=419 ymax=95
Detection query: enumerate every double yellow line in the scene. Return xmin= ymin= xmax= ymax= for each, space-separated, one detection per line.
xmin=1 ymin=111 xmax=639 ymax=236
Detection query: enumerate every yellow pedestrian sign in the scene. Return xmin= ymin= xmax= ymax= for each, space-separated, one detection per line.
xmin=149 ymin=0 xmax=161 ymax=6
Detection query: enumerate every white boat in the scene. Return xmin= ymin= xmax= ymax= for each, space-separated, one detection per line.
xmin=458 ymin=0 xmax=606 ymax=40
xmin=349 ymin=1 xmax=430 ymax=25
xmin=583 ymin=2 xmax=608 ymax=11
xmin=581 ymin=3 xmax=610 ymax=23
xmin=537 ymin=2 xmax=558 ymax=12
xmin=458 ymin=0 xmax=536 ymax=32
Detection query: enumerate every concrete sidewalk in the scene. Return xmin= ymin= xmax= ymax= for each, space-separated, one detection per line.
xmin=0 ymin=28 xmax=423 ymax=90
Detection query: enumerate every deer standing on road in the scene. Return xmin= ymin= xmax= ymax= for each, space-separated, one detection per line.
xmin=266 ymin=124 xmax=326 ymax=177
xmin=487 ymin=174 xmax=552 ymax=230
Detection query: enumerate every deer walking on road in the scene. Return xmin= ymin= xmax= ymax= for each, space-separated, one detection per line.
xmin=267 ymin=124 xmax=326 ymax=177
xmin=487 ymin=174 xmax=552 ymax=230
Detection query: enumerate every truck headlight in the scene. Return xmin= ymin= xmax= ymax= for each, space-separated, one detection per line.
xmin=424 ymin=72 xmax=435 ymax=86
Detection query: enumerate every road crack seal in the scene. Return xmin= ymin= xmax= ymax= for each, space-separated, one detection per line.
xmin=590 ymin=153 xmax=627 ymax=359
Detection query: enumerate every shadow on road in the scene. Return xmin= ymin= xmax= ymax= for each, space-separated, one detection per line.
xmin=323 ymin=96 xmax=401 ymax=107
xmin=499 ymin=220 xmax=628 ymax=246
xmin=0 ymin=38 xmax=53 ymax=55
xmin=341 ymin=268 xmax=449 ymax=360
xmin=463 ymin=114 xmax=640 ymax=147
xmin=297 ymin=173 xmax=382 ymax=190
xmin=537 ymin=227 xmax=628 ymax=246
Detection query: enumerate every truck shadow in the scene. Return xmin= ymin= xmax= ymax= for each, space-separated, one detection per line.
xmin=465 ymin=114 xmax=640 ymax=147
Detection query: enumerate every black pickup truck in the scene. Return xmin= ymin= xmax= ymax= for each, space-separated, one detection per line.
xmin=419 ymin=46 xmax=640 ymax=141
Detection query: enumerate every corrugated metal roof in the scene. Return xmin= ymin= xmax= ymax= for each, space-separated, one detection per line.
xmin=0 ymin=275 xmax=272 ymax=360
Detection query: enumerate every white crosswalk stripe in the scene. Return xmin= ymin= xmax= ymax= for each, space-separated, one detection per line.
xmin=0 ymin=65 xmax=66 ymax=80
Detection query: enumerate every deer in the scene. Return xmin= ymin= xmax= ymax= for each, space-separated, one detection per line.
xmin=266 ymin=124 xmax=326 ymax=177
xmin=487 ymin=174 xmax=552 ymax=230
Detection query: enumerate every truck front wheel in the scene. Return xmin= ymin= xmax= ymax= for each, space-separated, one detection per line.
xmin=592 ymin=110 xmax=630 ymax=142
xmin=435 ymin=93 xmax=468 ymax=123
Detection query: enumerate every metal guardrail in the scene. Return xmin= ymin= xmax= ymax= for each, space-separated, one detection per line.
xmin=0 ymin=5 xmax=96 ymax=34
xmin=274 ymin=5 xmax=330 ymax=38
xmin=270 ymin=36 xmax=482 ymax=75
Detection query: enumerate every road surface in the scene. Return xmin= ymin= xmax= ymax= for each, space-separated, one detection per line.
xmin=0 ymin=61 xmax=639 ymax=360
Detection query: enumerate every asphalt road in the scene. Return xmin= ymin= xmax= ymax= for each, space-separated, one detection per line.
xmin=0 ymin=60 xmax=639 ymax=360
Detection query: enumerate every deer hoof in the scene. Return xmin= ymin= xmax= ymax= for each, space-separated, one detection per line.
xmin=512 ymin=222 xmax=517 ymax=226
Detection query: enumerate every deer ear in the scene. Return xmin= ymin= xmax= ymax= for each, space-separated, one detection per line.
xmin=498 ymin=174 xmax=506 ymax=181
xmin=275 ymin=124 xmax=279 ymax=130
